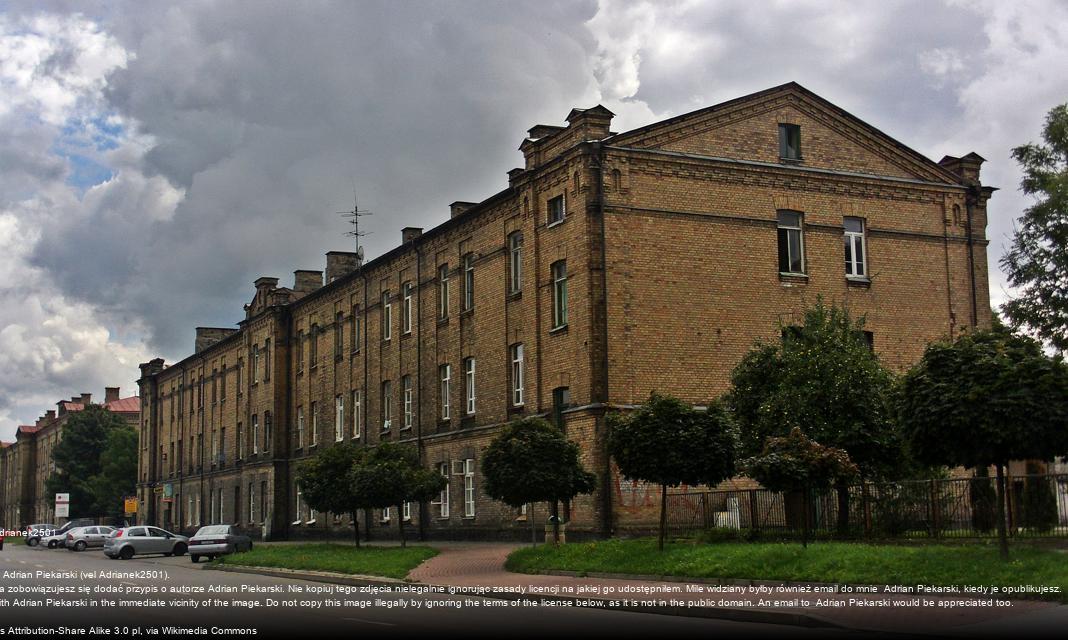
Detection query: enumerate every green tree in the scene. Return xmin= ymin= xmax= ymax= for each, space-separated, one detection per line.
xmin=482 ymin=417 xmax=597 ymax=545
xmin=46 ymin=405 xmax=130 ymax=519
xmin=899 ymin=329 xmax=1068 ymax=558
xmin=726 ymin=299 xmax=902 ymax=535
xmin=1001 ymin=103 xmax=1068 ymax=352
xmin=741 ymin=427 xmax=859 ymax=547
xmin=1021 ymin=462 xmax=1058 ymax=532
xmin=352 ymin=443 xmax=445 ymax=548
xmin=296 ymin=443 xmax=369 ymax=546
xmin=86 ymin=426 xmax=138 ymax=522
xmin=608 ymin=393 xmax=736 ymax=551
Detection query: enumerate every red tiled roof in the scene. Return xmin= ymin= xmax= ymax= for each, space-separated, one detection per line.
xmin=105 ymin=396 xmax=140 ymax=413
xmin=60 ymin=401 xmax=85 ymax=412
xmin=18 ymin=424 xmax=42 ymax=434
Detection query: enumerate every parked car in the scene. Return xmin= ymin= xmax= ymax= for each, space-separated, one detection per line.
xmin=189 ymin=525 xmax=252 ymax=563
xmin=42 ymin=519 xmax=95 ymax=549
xmin=104 ymin=526 xmax=188 ymax=560
xmin=24 ymin=523 xmax=57 ymax=547
xmin=65 ymin=526 xmax=117 ymax=551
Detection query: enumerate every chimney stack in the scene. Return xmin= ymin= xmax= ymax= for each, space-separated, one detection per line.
xmin=325 ymin=252 xmax=360 ymax=283
xmin=402 ymin=227 xmax=423 ymax=244
xmin=105 ymin=387 xmax=120 ymax=403
xmin=450 ymin=201 xmax=477 ymax=219
xmin=80 ymin=393 xmax=92 ymax=406
xmin=293 ymin=270 xmax=323 ymax=293
xmin=46 ymin=410 xmax=56 ymax=421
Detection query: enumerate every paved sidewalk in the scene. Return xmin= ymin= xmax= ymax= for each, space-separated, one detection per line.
xmin=403 ymin=542 xmax=1067 ymax=637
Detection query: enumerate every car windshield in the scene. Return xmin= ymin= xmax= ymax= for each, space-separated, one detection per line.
xmin=195 ymin=525 xmax=230 ymax=536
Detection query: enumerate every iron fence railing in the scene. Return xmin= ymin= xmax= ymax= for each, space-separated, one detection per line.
xmin=666 ymin=474 xmax=1068 ymax=539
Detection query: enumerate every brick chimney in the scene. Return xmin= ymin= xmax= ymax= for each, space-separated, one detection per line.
xmin=939 ymin=152 xmax=986 ymax=186
xmin=80 ymin=392 xmax=92 ymax=405
xmin=325 ymin=252 xmax=360 ymax=283
xmin=450 ymin=202 xmax=477 ymax=219
xmin=402 ymin=227 xmax=423 ymax=243
xmin=293 ymin=270 xmax=323 ymax=293
xmin=105 ymin=387 xmax=120 ymax=403
xmin=139 ymin=358 xmax=165 ymax=380
xmin=46 ymin=410 xmax=56 ymax=421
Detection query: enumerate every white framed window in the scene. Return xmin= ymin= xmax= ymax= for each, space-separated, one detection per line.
xmin=382 ymin=380 xmax=392 ymax=430
xmin=381 ymin=506 xmax=391 ymax=523
xmin=382 ymin=291 xmax=392 ymax=341
xmin=296 ymin=406 xmax=304 ymax=449
xmin=252 ymin=345 xmax=260 ymax=384
xmin=463 ymin=458 xmax=476 ymax=517
xmin=844 ymin=217 xmax=867 ymax=278
xmin=187 ymin=495 xmax=194 ymax=527
xmin=248 ymin=483 xmax=255 ymax=524
xmin=195 ymin=493 xmax=201 ymax=526
xmin=508 ymin=232 xmax=523 ymax=293
xmin=436 ymin=462 xmax=450 ymax=518
xmin=252 ymin=415 xmax=259 ymax=455
xmin=511 ymin=343 xmax=524 ymax=406
xmin=295 ymin=488 xmax=304 ymax=523
xmin=311 ymin=401 xmax=318 ymax=445
xmin=464 ymin=357 xmax=476 ymax=415
xmin=352 ymin=389 xmax=362 ymax=439
xmin=402 ymin=375 xmax=413 ymax=429
xmin=548 ymin=194 xmax=565 ymax=226
xmin=777 ymin=210 xmax=805 ymax=274
xmin=402 ymin=281 xmax=413 ymax=334
xmin=308 ymin=505 xmax=317 ymax=525
xmin=439 ymin=364 xmax=451 ymax=420
xmin=462 ymin=253 xmax=474 ymax=311
xmin=335 ymin=394 xmax=345 ymax=441
xmin=551 ymin=261 xmax=568 ymax=329
xmin=438 ymin=264 xmax=449 ymax=319
xmin=403 ymin=501 xmax=411 ymax=521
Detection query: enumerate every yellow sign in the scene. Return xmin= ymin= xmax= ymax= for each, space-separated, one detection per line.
xmin=124 ymin=498 xmax=138 ymax=514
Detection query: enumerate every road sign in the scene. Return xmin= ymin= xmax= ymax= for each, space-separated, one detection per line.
xmin=124 ymin=498 xmax=138 ymax=514
xmin=55 ymin=493 xmax=70 ymax=518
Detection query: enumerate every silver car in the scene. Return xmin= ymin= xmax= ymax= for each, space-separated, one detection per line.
xmin=65 ymin=526 xmax=117 ymax=551
xmin=42 ymin=519 xmax=94 ymax=549
xmin=189 ymin=524 xmax=253 ymax=563
xmin=104 ymin=526 xmax=188 ymax=560
xmin=24 ymin=523 xmax=56 ymax=547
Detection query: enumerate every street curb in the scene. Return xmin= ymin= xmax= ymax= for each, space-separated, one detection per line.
xmin=205 ymin=563 xmax=847 ymax=630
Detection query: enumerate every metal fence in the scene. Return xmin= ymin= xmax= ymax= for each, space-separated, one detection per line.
xmin=666 ymin=474 xmax=1068 ymax=539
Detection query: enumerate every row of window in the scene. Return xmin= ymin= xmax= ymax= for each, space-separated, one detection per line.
xmin=777 ymin=212 xmax=869 ymax=279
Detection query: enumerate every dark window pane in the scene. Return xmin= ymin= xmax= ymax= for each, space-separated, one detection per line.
xmin=844 ymin=236 xmax=852 ymax=271
xmin=844 ymin=217 xmax=863 ymax=233
xmin=788 ymin=230 xmax=802 ymax=272
xmin=778 ymin=228 xmax=790 ymax=272
xmin=855 ymin=239 xmax=864 ymax=275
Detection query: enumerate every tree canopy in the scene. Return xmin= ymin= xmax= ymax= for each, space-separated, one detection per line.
xmin=352 ymin=442 xmax=446 ymax=547
xmin=482 ymin=417 xmax=596 ymax=509
xmin=742 ymin=427 xmax=859 ymax=494
xmin=726 ymin=299 xmax=902 ymax=479
xmin=87 ymin=426 xmax=138 ymax=521
xmin=296 ymin=443 xmax=368 ymax=545
xmin=898 ymin=328 xmax=1068 ymax=557
xmin=46 ymin=405 xmax=131 ymax=519
xmin=608 ymin=393 xmax=736 ymax=550
xmin=1001 ymin=103 xmax=1068 ymax=352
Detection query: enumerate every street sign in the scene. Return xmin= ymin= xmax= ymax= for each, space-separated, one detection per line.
xmin=55 ymin=493 xmax=70 ymax=518
xmin=124 ymin=498 xmax=138 ymax=514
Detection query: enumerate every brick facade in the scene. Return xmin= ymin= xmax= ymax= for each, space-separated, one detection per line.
xmin=0 ymin=389 xmax=139 ymax=528
xmin=136 ymin=83 xmax=993 ymax=539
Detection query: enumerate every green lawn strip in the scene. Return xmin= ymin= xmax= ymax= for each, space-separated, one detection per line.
xmin=505 ymin=539 xmax=1068 ymax=603
xmin=215 ymin=544 xmax=437 ymax=580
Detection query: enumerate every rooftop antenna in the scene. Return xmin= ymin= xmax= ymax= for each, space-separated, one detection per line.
xmin=338 ymin=185 xmax=372 ymax=267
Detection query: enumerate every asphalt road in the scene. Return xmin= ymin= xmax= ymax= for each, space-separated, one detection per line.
xmin=0 ymin=543 xmax=861 ymax=639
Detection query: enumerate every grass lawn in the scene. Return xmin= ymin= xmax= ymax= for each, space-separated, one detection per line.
xmin=214 ymin=543 xmax=437 ymax=579
xmin=506 ymin=539 xmax=1068 ymax=602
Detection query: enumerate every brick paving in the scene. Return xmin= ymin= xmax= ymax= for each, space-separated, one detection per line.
xmin=406 ymin=542 xmax=1067 ymax=636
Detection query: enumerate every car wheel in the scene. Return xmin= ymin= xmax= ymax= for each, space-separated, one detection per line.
xmin=191 ymin=555 xmax=200 ymax=564
xmin=47 ymin=540 xmax=56 ymax=549
xmin=173 ymin=543 xmax=187 ymax=557
xmin=119 ymin=546 xmax=134 ymax=560
xmin=74 ymin=541 xmax=87 ymax=552
xmin=27 ymin=538 xmax=39 ymax=547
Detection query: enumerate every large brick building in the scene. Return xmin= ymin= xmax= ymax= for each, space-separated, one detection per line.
xmin=0 ymin=388 xmax=139 ymax=528
xmin=135 ymin=83 xmax=993 ymax=539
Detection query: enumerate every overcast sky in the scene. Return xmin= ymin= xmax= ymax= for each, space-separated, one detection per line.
xmin=2 ymin=0 xmax=1066 ymax=439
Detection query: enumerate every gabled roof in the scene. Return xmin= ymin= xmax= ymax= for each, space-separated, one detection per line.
xmin=105 ymin=397 xmax=140 ymax=413
xmin=18 ymin=424 xmax=42 ymax=434
xmin=607 ymin=81 xmax=962 ymax=185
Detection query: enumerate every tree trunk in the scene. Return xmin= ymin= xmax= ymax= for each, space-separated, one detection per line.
xmin=551 ymin=500 xmax=561 ymax=545
xmin=658 ymin=483 xmax=667 ymax=552
xmin=995 ymin=463 xmax=1009 ymax=560
xmin=530 ymin=504 xmax=537 ymax=547
xmin=364 ymin=510 xmax=372 ymax=542
xmin=397 ymin=504 xmax=406 ymax=548
xmin=835 ymin=479 xmax=850 ymax=538
xmin=801 ymin=484 xmax=810 ymax=549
